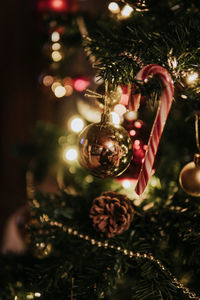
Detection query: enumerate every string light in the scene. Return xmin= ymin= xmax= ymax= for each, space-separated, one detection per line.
xmin=34 ymin=292 xmax=41 ymax=297
xmin=51 ymin=81 xmax=61 ymax=92
xmin=64 ymin=148 xmax=78 ymax=162
xmin=43 ymin=75 xmax=54 ymax=87
xmin=51 ymin=51 xmax=62 ymax=62
xmin=51 ymin=31 xmax=60 ymax=42
xmin=73 ymin=78 xmax=90 ymax=92
xmin=70 ymin=117 xmax=85 ymax=133
xmin=54 ymin=85 xmax=66 ymax=98
xmin=64 ymin=84 xmax=73 ymax=96
xmin=52 ymin=43 xmax=61 ymax=51
xmin=121 ymin=4 xmax=134 ymax=18
xmin=108 ymin=2 xmax=120 ymax=14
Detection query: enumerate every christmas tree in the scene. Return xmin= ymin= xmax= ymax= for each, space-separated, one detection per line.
xmin=2 ymin=0 xmax=200 ymax=299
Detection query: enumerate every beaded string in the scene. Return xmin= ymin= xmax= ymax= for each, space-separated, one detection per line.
xmin=48 ymin=219 xmax=200 ymax=300
xmin=26 ymin=171 xmax=200 ymax=300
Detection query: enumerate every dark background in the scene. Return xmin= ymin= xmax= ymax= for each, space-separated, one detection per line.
xmin=0 ymin=0 xmax=107 ymax=242
xmin=0 ymin=0 xmax=54 ymax=240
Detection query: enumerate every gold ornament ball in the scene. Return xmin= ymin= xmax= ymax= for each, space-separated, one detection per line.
xmin=179 ymin=154 xmax=200 ymax=196
xmin=95 ymin=85 xmax=123 ymax=108
xmin=78 ymin=120 xmax=133 ymax=178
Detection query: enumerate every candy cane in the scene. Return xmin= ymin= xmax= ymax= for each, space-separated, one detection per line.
xmin=134 ymin=64 xmax=174 ymax=195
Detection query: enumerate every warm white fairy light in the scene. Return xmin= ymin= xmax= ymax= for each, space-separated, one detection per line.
xmin=108 ymin=2 xmax=120 ymax=14
xmin=51 ymin=81 xmax=61 ymax=92
xmin=70 ymin=117 xmax=84 ymax=133
xmin=122 ymin=179 xmax=131 ymax=189
xmin=125 ymin=111 xmax=138 ymax=121
xmin=43 ymin=75 xmax=54 ymax=87
xmin=26 ymin=294 xmax=34 ymax=299
xmin=186 ymin=71 xmax=199 ymax=85
xmin=110 ymin=112 xmax=121 ymax=125
xmin=54 ymin=86 xmax=66 ymax=98
xmin=64 ymin=148 xmax=78 ymax=162
xmin=51 ymin=51 xmax=62 ymax=62
xmin=52 ymin=42 xmax=61 ymax=51
xmin=121 ymin=4 xmax=134 ymax=18
xmin=34 ymin=292 xmax=41 ymax=297
xmin=51 ymin=31 xmax=60 ymax=42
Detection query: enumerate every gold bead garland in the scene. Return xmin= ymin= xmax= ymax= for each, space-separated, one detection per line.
xmin=26 ymin=172 xmax=200 ymax=300
xmin=48 ymin=219 xmax=200 ymax=300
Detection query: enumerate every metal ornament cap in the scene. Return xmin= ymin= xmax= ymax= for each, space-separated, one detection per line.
xmin=179 ymin=154 xmax=200 ymax=197
xmin=78 ymin=121 xmax=133 ymax=178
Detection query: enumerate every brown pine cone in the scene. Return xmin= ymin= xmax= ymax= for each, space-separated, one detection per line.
xmin=90 ymin=191 xmax=134 ymax=238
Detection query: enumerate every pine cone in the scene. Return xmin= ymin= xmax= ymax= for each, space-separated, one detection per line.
xmin=90 ymin=191 xmax=134 ymax=238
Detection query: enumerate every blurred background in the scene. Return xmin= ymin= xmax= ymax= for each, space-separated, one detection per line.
xmin=0 ymin=0 xmax=107 ymax=242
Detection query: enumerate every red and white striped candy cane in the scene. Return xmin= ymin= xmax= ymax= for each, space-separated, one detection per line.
xmin=134 ymin=64 xmax=174 ymax=195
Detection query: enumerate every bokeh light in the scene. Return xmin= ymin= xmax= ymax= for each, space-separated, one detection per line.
xmin=121 ymin=4 xmax=134 ymax=18
xmin=73 ymin=78 xmax=90 ymax=92
xmin=114 ymin=104 xmax=127 ymax=116
xmin=51 ymin=31 xmax=60 ymax=42
xmin=54 ymin=86 xmax=66 ymax=98
xmin=70 ymin=117 xmax=85 ymax=133
xmin=51 ymin=81 xmax=61 ymax=92
xmin=51 ymin=51 xmax=62 ymax=62
xmin=64 ymin=148 xmax=78 ymax=161
xmin=110 ymin=112 xmax=121 ymax=125
xmin=186 ymin=72 xmax=199 ymax=85
xmin=52 ymin=43 xmax=61 ymax=51
xmin=122 ymin=179 xmax=131 ymax=189
xmin=43 ymin=75 xmax=54 ymax=87
xmin=108 ymin=2 xmax=120 ymax=14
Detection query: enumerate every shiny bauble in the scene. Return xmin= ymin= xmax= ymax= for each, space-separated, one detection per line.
xmin=78 ymin=117 xmax=133 ymax=178
xmin=179 ymin=154 xmax=200 ymax=196
xmin=95 ymin=85 xmax=123 ymax=108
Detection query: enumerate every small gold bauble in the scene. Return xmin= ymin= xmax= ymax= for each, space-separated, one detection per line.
xmin=78 ymin=117 xmax=133 ymax=178
xmin=95 ymin=85 xmax=123 ymax=108
xmin=179 ymin=154 xmax=200 ymax=196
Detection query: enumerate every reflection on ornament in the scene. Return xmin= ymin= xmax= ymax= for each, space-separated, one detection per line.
xmin=78 ymin=117 xmax=133 ymax=177
xmin=179 ymin=154 xmax=200 ymax=196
